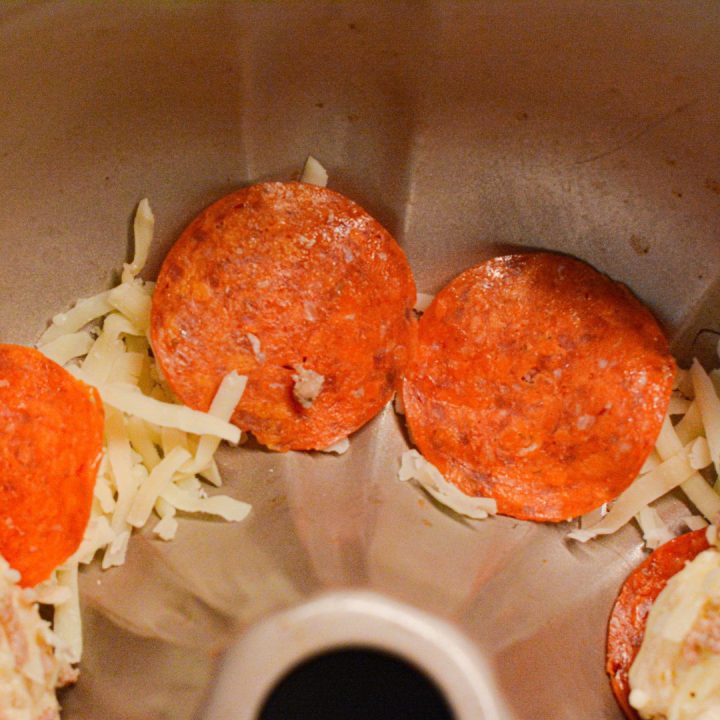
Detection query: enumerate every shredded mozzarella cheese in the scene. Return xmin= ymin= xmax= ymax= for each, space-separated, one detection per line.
xmin=635 ymin=506 xmax=674 ymax=550
xmin=121 ymin=198 xmax=154 ymax=284
xmin=89 ymin=381 xmax=241 ymax=443
xmin=320 ymin=438 xmax=350 ymax=455
xmin=691 ymin=360 xmax=720 ymax=476
xmin=683 ymin=515 xmax=709 ymax=532
xmin=37 ymin=331 xmax=94 ymax=366
xmin=398 ymin=449 xmax=497 ymax=519
xmin=160 ymin=483 xmax=251 ymax=522
xmin=414 ymin=292 xmax=434 ymax=313
xmin=300 ymin=155 xmax=328 ymax=187
xmin=38 ymin=292 xmax=113 ymax=344
xmin=580 ymin=502 xmax=609 ymax=530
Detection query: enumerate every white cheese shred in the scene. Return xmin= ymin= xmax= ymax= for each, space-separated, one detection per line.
xmin=37 ymin=331 xmax=95 ymax=366
xmin=580 ymin=503 xmax=609 ymax=530
xmin=399 ymin=449 xmax=497 ymax=519
xmin=414 ymin=292 xmax=434 ymax=313
xmin=107 ymin=281 xmax=152 ymax=334
xmin=153 ymin=513 xmax=179 ymax=541
xmin=161 ymin=484 xmax=251 ymax=522
xmin=675 ymin=401 xmax=704 ymax=445
xmin=127 ymin=447 xmax=192 ymax=528
xmin=319 ymin=438 xmax=350 ymax=455
xmin=92 ymin=382 xmax=241 ymax=443
xmin=300 ymin=155 xmax=328 ymax=187
xmin=104 ymin=406 xmax=137 ymax=536
xmin=121 ymin=198 xmax=154 ymax=283
xmin=38 ymin=291 xmax=113 ymax=345
xmin=52 ymin=564 xmax=82 ymax=664
xmin=635 ymin=506 xmax=674 ymax=550
xmin=683 ymin=514 xmax=709 ymax=532
xmin=691 ymin=359 xmax=720 ymax=476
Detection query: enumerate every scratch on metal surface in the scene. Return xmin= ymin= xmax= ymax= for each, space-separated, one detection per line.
xmin=574 ymin=99 xmax=699 ymax=165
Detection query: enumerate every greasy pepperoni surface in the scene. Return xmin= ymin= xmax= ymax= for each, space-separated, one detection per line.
xmin=606 ymin=529 xmax=710 ymax=719
xmin=151 ymin=182 xmax=416 ymax=451
xmin=402 ymin=253 xmax=675 ymax=522
xmin=0 ymin=344 xmax=104 ymax=587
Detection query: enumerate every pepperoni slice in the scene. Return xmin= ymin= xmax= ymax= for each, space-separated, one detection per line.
xmin=606 ymin=529 xmax=710 ymax=719
xmin=151 ymin=182 xmax=416 ymax=451
xmin=0 ymin=344 xmax=104 ymax=587
xmin=401 ymin=253 xmax=675 ymax=522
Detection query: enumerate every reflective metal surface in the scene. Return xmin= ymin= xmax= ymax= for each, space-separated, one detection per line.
xmin=1 ymin=2 xmax=719 ymax=718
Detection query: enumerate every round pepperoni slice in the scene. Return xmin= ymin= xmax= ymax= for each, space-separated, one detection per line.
xmin=402 ymin=253 xmax=675 ymax=522
xmin=0 ymin=344 xmax=104 ymax=587
xmin=151 ymin=181 xmax=416 ymax=451
xmin=606 ymin=529 xmax=710 ymax=719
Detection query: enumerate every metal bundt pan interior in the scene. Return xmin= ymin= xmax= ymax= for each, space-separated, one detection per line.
xmin=1 ymin=2 xmax=719 ymax=718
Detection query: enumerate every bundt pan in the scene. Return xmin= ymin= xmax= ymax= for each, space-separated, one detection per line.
xmin=1 ymin=2 xmax=719 ymax=718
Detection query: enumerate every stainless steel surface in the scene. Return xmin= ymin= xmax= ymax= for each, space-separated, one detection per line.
xmin=1 ymin=2 xmax=719 ymax=718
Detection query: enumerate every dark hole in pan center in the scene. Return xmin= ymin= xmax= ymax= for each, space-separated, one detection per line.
xmin=257 ymin=647 xmax=456 ymax=720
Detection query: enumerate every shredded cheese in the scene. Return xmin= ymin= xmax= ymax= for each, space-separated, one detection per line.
xmin=52 ymin=564 xmax=82 ymax=664
xmin=635 ymin=506 xmax=674 ymax=550
xmin=688 ymin=436 xmax=712 ymax=470
xmin=640 ymin=449 xmax=662 ymax=474
xmin=127 ymin=447 xmax=192 ymax=528
xmin=676 ymin=402 xmax=704 ymax=446
xmin=38 ymin=292 xmax=113 ymax=344
xmin=107 ymin=281 xmax=152 ymax=333
xmin=160 ymin=483 xmax=251 ymax=522
xmin=121 ymin=198 xmax=154 ymax=284
xmin=300 ymin=155 xmax=328 ymax=187
xmin=37 ymin=331 xmax=94 ymax=366
xmin=414 ymin=292 xmax=434 ymax=313
xmin=182 ymin=371 xmax=248 ymax=473
xmin=320 ymin=438 xmax=350 ymax=455
xmin=398 ymin=449 xmax=497 ymax=519
xmin=580 ymin=502 xmax=609 ymax=530
xmin=691 ymin=360 xmax=720 ymax=476
xmin=683 ymin=515 xmax=709 ymax=532
xmin=89 ymin=381 xmax=241 ymax=443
